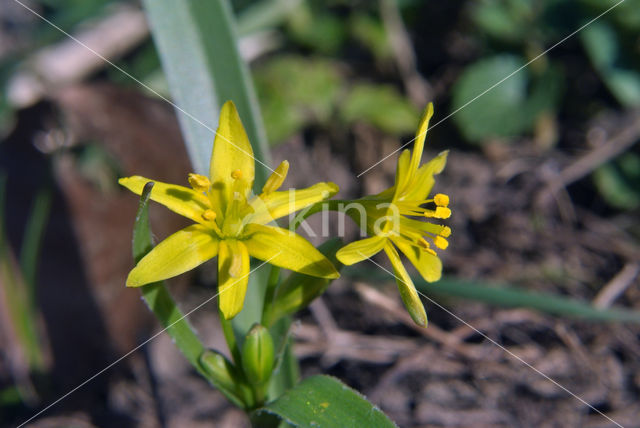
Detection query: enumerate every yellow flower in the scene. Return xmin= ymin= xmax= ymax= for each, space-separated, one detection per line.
xmin=120 ymin=101 xmax=339 ymax=319
xmin=336 ymin=103 xmax=450 ymax=327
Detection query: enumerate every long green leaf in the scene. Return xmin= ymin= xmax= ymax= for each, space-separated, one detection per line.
xmin=132 ymin=182 xmax=244 ymax=407
xmin=19 ymin=189 xmax=51 ymax=298
xmin=143 ymin=0 xmax=271 ymax=188
xmin=344 ymin=268 xmax=640 ymax=323
xmin=258 ymin=375 xmax=397 ymax=428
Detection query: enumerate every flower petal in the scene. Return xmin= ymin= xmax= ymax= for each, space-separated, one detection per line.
xmin=218 ymin=240 xmax=250 ymax=320
xmin=383 ymin=243 xmax=428 ymax=327
xmin=244 ymin=224 xmax=339 ymax=279
xmin=119 ymin=176 xmax=211 ymax=224
xmin=393 ymin=149 xmax=412 ymax=198
xmin=391 ymin=236 xmax=442 ymax=283
xmin=336 ymin=235 xmax=386 ymax=265
xmin=210 ymin=101 xmax=255 ymax=207
xmin=126 ymin=225 xmax=218 ymax=287
xmin=249 ymin=182 xmax=339 ymax=225
xmin=408 ymin=102 xmax=434 ymax=177
xmin=403 ymin=150 xmax=448 ymax=202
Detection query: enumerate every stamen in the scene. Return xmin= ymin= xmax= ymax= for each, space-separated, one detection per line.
xmin=436 ymin=207 xmax=451 ymax=218
xmin=202 ymin=209 xmax=217 ymax=221
xmin=439 ymin=226 xmax=452 ymax=237
xmin=262 ymin=160 xmax=289 ymax=194
xmin=417 ymin=237 xmax=431 ymax=249
xmin=231 ymin=169 xmax=243 ymax=180
xmin=188 ymin=173 xmax=211 ymax=192
xmin=423 ymin=206 xmax=451 ymax=219
xmin=434 ymin=193 xmax=449 ymax=207
xmin=433 ymin=235 xmax=448 ymax=249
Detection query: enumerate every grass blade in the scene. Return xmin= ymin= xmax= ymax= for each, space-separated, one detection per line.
xmin=143 ymin=0 xmax=271 ymax=189
xmin=344 ymin=268 xmax=640 ymax=323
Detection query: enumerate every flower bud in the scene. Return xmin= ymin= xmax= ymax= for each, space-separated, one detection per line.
xmin=200 ymin=350 xmax=247 ymax=408
xmin=241 ymin=324 xmax=275 ymax=386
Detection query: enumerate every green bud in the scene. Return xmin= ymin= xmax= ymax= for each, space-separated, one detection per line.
xmin=241 ymin=324 xmax=275 ymax=386
xmin=200 ymin=350 xmax=247 ymax=408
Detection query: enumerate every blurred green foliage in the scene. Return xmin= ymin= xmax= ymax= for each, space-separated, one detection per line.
xmin=593 ymin=153 xmax=640 ymax=210
xmin=451 ymin=54 xmax=562 ymax=141
xmin=2 ymin=0 xmax=639 ymax=210
xmin=453 ymin=0 xmax=640 ymax=144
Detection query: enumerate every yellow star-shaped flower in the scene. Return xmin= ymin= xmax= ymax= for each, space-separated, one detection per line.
xmin=336 ymin=103 xmax=450 ymax=326
xmin=120 ymin=101 xmax=339 ymax=319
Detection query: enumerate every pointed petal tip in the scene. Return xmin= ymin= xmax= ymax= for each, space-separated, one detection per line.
xmin=125 ymin=273 xmax=144 ymax=288
xmin=221 ymin=99 xmax=237 ymax=111
xmin=412 ymin=312 xmax=428 ymax=328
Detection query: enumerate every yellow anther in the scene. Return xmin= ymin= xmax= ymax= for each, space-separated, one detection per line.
xmin=417 ymin=237 xmax=431 ymax=249
xmin=433 ymin=235 xmax=449 ymax=250
xmin=201 ymin=209 xmax=217 ymax=221
xmin=231 ymin=169 xmax=243 ymax=180
xmin=439 ymin=226 xmax=452 ymax=238
xmin=434 ymin=206 xmax=451 ymax=219
xmin=262 ymin=160 xmax=289 ymax=194
xmin=188 ymin=173 xmax=211 ymax=192
xmin=434 ymin=193 xmax=449 ymax=207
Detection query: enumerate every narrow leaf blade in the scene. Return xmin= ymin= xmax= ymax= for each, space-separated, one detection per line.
xmin=344 ymin=268 xmax=640 ymax=323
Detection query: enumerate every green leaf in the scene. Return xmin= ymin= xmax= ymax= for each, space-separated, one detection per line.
xmin=451 ymin=54 xmax=563 ymax=143
xmin=340 ymin=84 xmax=420 ymax=135
xmin=288 ymin=6 xmax=347 ymax=54
xmin=255 ymin=56 xmax=343 ymax=144
xmin=258 ymin=375 xmax=398 ymax=427
xmin=19 ymin=189 xmax=51 ymax=311
xmin=451 ymin=54 xmax=530 ymax=142
xmin=344 ymin=268 xmax=640 ymax=323
xmin=236 ymin=0 xmax=303 ymax=37
xmin=143 ymin=0 xmax=271 ymax=189
xmin=132 ymin=182 xmax=245 ymax=407
xmin=581 ymin=21 xmax=640 ymax=107
xmin=0 ymin=174 xmax=46 ymax=375
xmin=349 ymin=14 xmax=391 ymax=61
xmin=593 ymin=153 xmax=640 ymax=210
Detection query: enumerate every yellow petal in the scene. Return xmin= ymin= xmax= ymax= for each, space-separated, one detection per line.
xmin=336 ymin=235 xmax=386 ymax=265
xmin=383 ymin=243 xmax=428 ymax=327
xmin=210 ymin=101 xmax=255 ymax=208
xmin=218 ymin=240 xmax=250 ymax=320
xmin=119 ymin=176 xmax=211 ymax=224
xmin=126 ymin=225 xmax=218 ymax=287
xmin=250 ymin=182 xmax=339 ymax=225
xmin=408 ymin=102 xmax=434 ymax=177
xmin=391 ymin=236 xmax=442 ymax=283
xmin=393 ymin=149 xmax=412 ymax=198
xmin=402 ymin=150 xmax=448 ymax=202
xmin=262 ymin=160 xmax=289 ymax=194
xmin=244 ymin=224 xmax=339 ymax=279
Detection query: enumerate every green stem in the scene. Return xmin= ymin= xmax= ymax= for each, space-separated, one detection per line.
xmin=290 ymin=199 xmax=348 ymax=230
xmin=261 ymin=265 xmax=281 ymax=326
xmin=219 ymin=308 xmax=243 ymax=367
